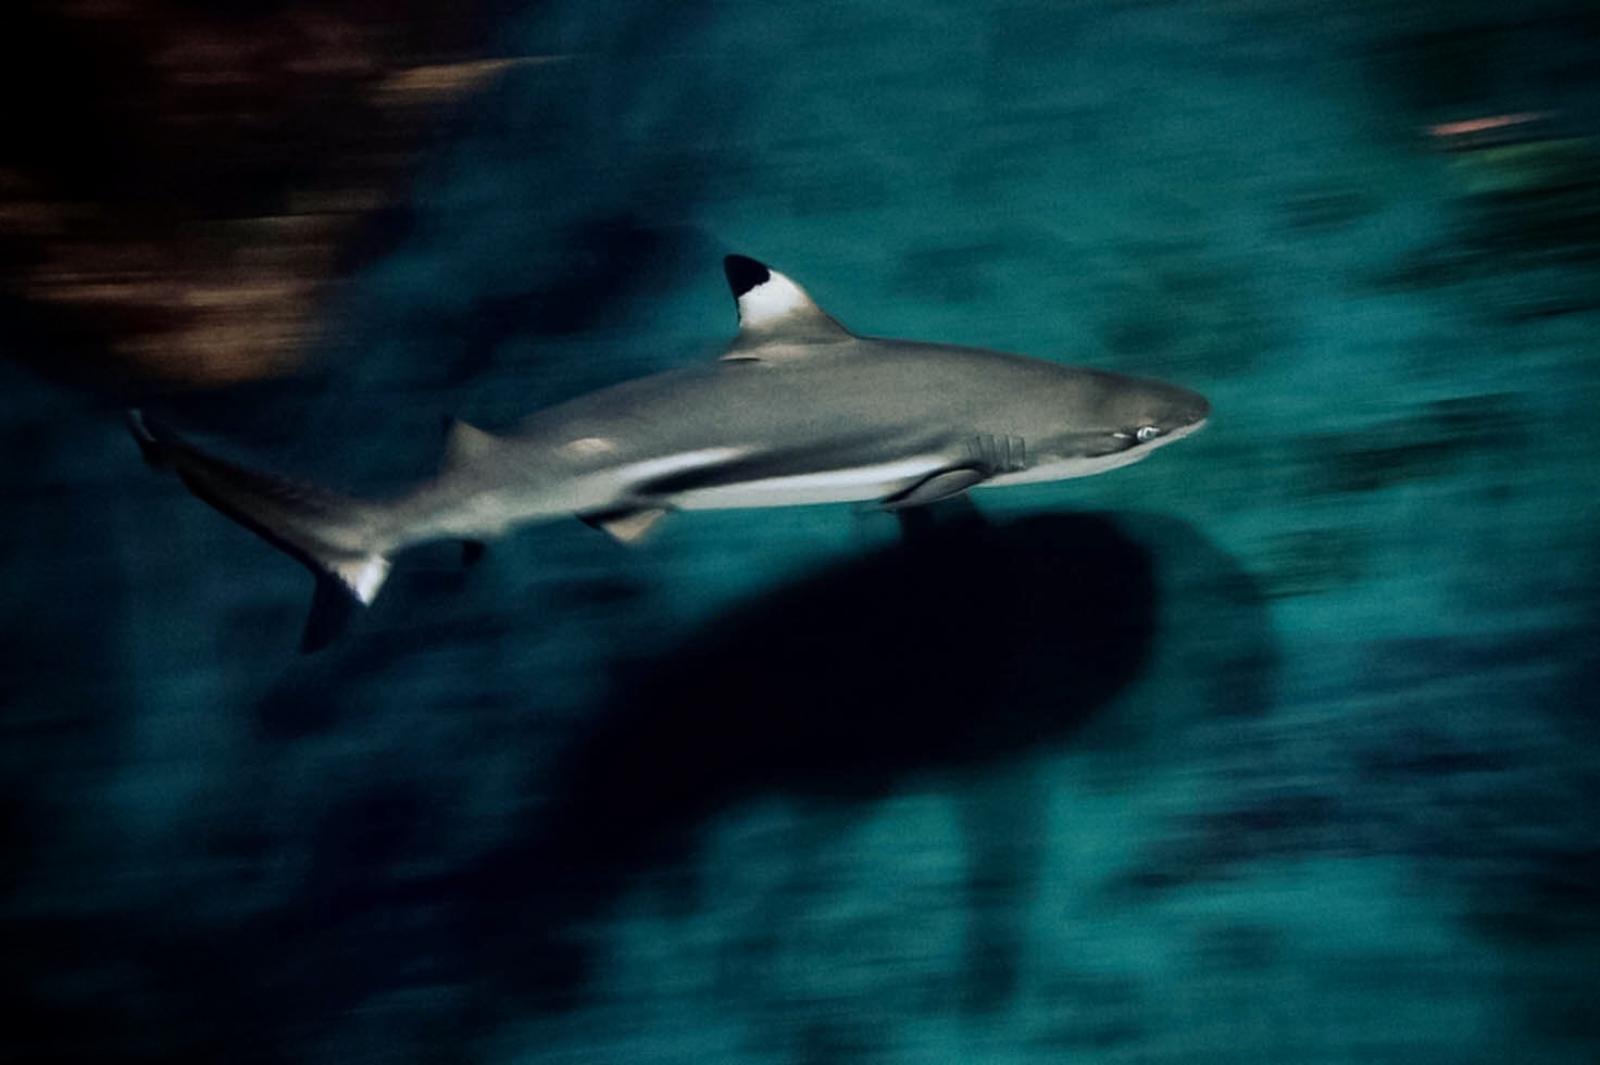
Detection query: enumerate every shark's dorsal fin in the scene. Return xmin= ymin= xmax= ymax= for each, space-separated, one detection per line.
xmin=722 ymin=255 xmax=851 ymax=356
xmin=441 ymin=418 xmax=500 ymax=472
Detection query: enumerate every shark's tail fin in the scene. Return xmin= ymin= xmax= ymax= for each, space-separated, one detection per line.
xmin=127 ymin=409 xmax=393 ymax=651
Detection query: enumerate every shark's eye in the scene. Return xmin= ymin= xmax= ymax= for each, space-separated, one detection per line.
xmin=1135 ymin=425 xmax=1162 ymax=443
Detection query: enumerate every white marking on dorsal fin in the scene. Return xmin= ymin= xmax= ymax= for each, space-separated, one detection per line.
xmin=442 ymin=418 xmax=500 ymax=472
xmin=722 ymin=255 xmax=851 ymax=355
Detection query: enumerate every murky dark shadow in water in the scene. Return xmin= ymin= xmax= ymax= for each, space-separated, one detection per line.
xmin=430 ymin=509 xmax=1273 ymax=1020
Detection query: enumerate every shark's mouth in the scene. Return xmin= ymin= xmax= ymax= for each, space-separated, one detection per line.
xmin=984 ymin=418 xmax=1205 ymax=488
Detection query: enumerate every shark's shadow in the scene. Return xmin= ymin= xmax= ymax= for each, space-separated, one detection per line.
xmin=442 ymin=508 xmax=1267 ymax=1012
xmin=547 ymin=509 xmax=1152 ymax=847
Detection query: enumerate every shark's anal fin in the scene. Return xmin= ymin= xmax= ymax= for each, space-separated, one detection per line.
xmin=580 ymin=506 xmax=669 ymax=545
xmin=880 ymin=467 xmax=988 ymax=511
xmin=441 ymin=417 xmax=501 ymax=472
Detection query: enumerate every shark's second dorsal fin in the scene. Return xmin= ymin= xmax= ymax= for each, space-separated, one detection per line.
xmin=722 ymin=255 xmax=851 ymax=356
xmin=441 ymin=417 xmax=501 ymax=472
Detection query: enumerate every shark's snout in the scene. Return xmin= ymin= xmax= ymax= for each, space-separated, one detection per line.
xmin=1151 ymin=388 xmax=1209 ymax=445
xmin=1163 ymin=377 xmax=1209 ymax=417
xmin=1156 ymin=381 xmax=1209 ymax=428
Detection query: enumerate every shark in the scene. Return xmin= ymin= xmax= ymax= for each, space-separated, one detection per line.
xmin=129 ymin=254 xmax=1210 ymax=648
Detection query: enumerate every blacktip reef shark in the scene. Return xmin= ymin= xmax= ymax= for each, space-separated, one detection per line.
xmin=129 ymin=254 xmax=1209 ymax=648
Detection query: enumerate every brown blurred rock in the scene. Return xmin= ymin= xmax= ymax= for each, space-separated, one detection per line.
xmin=0 ymin=0 xmax=535 ymax=388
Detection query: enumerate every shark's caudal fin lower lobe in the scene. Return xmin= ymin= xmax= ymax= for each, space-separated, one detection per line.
xmin=127 ymin=410 xmax=391 ymax=651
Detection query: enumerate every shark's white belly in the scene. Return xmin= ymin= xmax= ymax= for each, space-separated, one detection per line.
xmin=671 ymin=454 xmax=949 ymax=510
xmin=670 ymin=447 xmax=1150 ymax=509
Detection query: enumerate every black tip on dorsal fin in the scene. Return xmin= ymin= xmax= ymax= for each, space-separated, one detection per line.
xmin=723 ymin=255 xmax=771 ymax=299
xmin=716 ymin=253 xmax=852 ymax=350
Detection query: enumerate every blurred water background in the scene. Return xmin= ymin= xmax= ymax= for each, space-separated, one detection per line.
xmin=4 ymin=1 xmax=1600 ymax=1062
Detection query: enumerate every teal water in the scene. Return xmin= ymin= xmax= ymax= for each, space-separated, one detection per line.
xmin=5 ymin=1 xmax=1600 ymax=1062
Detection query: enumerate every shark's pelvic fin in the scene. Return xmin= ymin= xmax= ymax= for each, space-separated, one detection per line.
xmin=127 ymin=409 xmax=393 ymax=649
xmin=722 ymin=255 xmax=851 ymax=354
xmin=581 ymin=506 xmax=669 ymax=545
xmin=441 ymin=417 xmax=501 ymax=472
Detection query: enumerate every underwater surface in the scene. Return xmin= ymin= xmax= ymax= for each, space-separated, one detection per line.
xmin=5 ymin=0 xmax=1600 ymax=1061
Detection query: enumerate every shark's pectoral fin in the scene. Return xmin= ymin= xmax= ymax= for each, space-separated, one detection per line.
xmin=580 ymin=506 xmax=670 ymax=545
xmin=461 ymin=540 xmax=487 ymax=567
xmin=880 ymin=467 xmax=988 ymax=511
